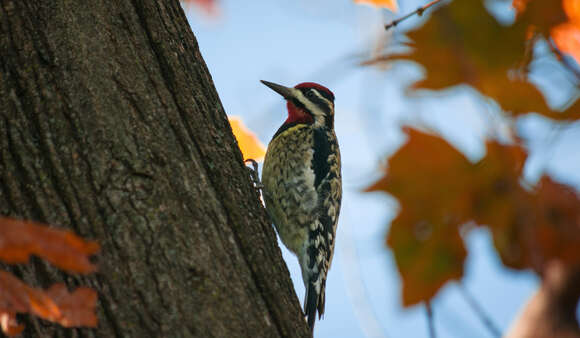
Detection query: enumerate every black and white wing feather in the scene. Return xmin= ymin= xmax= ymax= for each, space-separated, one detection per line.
xmin=304 ymin=128 xmax=341 ymax=329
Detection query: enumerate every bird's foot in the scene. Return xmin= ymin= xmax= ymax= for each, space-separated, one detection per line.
xmin=245 ymin=159 xmax=264 ymax=191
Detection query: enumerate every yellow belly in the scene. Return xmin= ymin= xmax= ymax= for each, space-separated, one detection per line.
xmin=262 ymin=124 xmax=317 ymax=255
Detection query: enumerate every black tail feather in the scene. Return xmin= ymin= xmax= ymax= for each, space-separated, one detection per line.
xmin=304 ymin=282 xmax=318 ymax=331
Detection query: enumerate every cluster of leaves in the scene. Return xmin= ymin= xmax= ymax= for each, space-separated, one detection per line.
xmin=516 ymin=0 xmax=580 ymax=66
xmin=366 ymin=128 xmax=580 ymax=306
xmin=0 ymin=218 xmax=99 ymax=335
xmin=366 ymin=0 xmax=580 ymax=120
xmin=359 ymin=0 xmax=580 ymax=307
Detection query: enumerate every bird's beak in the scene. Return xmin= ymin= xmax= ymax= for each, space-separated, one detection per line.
xmin=261 ymin=80 xmax=294 ymax=99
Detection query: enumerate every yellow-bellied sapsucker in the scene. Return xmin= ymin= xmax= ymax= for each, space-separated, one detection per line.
xmin=260 ymin=80 xmax=341 ymax=331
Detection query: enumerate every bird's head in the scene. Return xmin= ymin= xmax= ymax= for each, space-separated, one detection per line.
xmin=261 ymin=80 xmax=335 ymax=129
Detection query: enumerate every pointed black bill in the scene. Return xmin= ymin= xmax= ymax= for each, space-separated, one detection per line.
xmin=260 ymin=80 xmax=294 ymax=99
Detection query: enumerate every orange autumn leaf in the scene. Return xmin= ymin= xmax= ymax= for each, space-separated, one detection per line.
xmin=470 ymin=142 xmax=533 ymax=269
xmin=387 ymin=209 xmax=466 ymax=306
xmin=530 ymin=176 xmax=580 ymax=266
xmin=512 ymin=0 xmax=568 ymax=32
xmin=181 ymin=0 xmax=219 ymax=16
xmin=354 ymin=0 xmax=398 ymax=12
xmin=552 ymin=22 xmax=580 ymax=64
xmin=229 ymin=116 xmax=266 ymax=161
xmin=0 ymin=312 xmax=24 ymax=336
xmin=366 ymin=128 xmax=473 ymax=305
xmin=552 ymin=0 xmax=580 ymax=65
xmin=0 ymin=218 xmax=100 ymax=274
xmin=45 ymin=284 xmax=98 ymax=327
xmin=513 ymin=0 xmax=580 ymax=65
xmin=470 ymin=143 xmax=580 ymax=271
xmin=369 ymin=0 xmax=580 ymax=120
xmin=563 ymin=0 xmax=580 ymax=22
xmin=476 ymin=175 xmax=580 ymax=271
xmin=0 ymin=218 xmax=99 ymax=335
xmin=366 ymin=127 xmax=475 ymax=219
xmin=0 ymin=271 xmax=97 ymax=336
xmin=366 ymin=128 xmax=580 ymax=305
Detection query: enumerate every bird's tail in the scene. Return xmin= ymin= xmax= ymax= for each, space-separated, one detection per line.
xmin=304 ymin=278 xmax=326 ymax=332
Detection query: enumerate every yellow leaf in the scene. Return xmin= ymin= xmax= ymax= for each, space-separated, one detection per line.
xmin=228 ymin=116 xmax=266 ymax=161
xmin=354 ymin=0 xmax=398 ymax=12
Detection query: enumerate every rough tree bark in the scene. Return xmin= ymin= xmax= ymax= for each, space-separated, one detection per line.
xmin=0 ymin=0 xmax=310 ymax=337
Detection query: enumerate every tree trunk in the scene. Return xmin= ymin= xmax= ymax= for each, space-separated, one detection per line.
xmin=0 ymin=0 xmax=309 ymax=337
xmin=506 ymin=263 xmax=580 ymax=338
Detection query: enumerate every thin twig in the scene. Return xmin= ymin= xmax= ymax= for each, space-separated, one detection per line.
xmin=458 ymin=284 xmax=502 ymax=338
xmin=548 ymin=37 xmax=580 ymax=85
xmin=426 ymin=302 xmax=436 ymax=338
xmin=385 ymin=0 xmax=445 ymax=30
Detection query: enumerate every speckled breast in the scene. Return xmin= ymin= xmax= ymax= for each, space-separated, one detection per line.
xmin=262 ymin=124 xmax=318 ymax=255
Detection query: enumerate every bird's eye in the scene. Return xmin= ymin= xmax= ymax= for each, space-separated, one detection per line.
xmin=306 ymin=89 xmax=317 ymax=98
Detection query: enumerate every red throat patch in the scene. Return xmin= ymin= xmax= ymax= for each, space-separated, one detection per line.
xmin=285 ymin=101 xmax=314 ymax=125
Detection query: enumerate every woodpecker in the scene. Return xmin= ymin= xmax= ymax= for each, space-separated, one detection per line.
xmin=260 ymin=80 xmax=341 ymax=331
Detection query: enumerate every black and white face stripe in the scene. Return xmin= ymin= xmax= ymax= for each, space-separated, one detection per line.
xmin=306 ymin=87 xmax=334 ymax=102
xmin=301 ymin=88 xmax=333 ymax=113
xmin=293 ymin=88 xmax=335 ymax=128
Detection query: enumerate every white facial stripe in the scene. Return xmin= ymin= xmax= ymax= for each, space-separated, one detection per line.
xmin=293 ymin=88 xmax=334 ymax=127
xmin=293 ymin=89 xmax=320 ymax=115
xmin=311 ymin=89 xmax=332 ymax=109
xmin=291 ymin=89 xmax=324 ymax=126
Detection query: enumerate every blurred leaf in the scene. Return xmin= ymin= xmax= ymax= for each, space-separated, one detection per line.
xmin=530 ymin=176 xmax=580 ymax=266
xmin=514 ymin=0 xmax=580 ymax=64
xmin=552 ymin=21 xmax=580 ymax=65
xmin=387 ymin=209 xmax=467 ymax=306
xmin=470 ymin=142 xmax=532 ymax=269
xmin=551 ymin=0 xmax=580 ymax=65
xmin=368 ymin=0 xmax=580 ymax=120
xmin=513 ymin=0 xmax=568 ymax=33
xmin=367 ymin=128 xmax=473 ymax=305
xmin=366 ymin=127 xmax=475 ymax=218
xmin=229 ymin=116 xmax=266 ymax=161
xmin=354 ymin=0 xmax=398 ymax=12
xmin=0 ymin=271 xmax=97 ymax=336
xmin=45 ymin=284 xmax=98 ymax=327
xmin=0 ymin=312 xmax=24 ymax=336
xmin=181 ymin=0 xmax=219 ymax=16
xmin=471 ymin=144 xmax=580 ymax=270
xmin=0 ymin=218 xmax=99 ymax=335
xmin=367 ymin=128 xmax=580 ymax=305
xmin=0 ymin=218 xmax=99 ymax=274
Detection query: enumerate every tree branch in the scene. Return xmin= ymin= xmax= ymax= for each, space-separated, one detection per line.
xmin=384 ymin=0 xmax=446 ymax=30
xmin=426 ymin=302 xmax=436 ymax=338
xmin=548 ymin=37 xmax=580 ymax=85
xmin=506 ymin=262 xmax=580 ymax=338
xmin=458 ymin=284 xmax=501 ymax=338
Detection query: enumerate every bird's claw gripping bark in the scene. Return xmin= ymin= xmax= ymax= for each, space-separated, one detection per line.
xmin=245 ymin=159 xmax=264 ymax=191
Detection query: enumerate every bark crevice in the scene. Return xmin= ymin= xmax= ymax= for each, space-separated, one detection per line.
xmin=0 ymin=0 xmax=310 ymax=337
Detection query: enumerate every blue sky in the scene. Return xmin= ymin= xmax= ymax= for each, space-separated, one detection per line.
xmin=186 ymin=1 xmax=580 ymax=337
